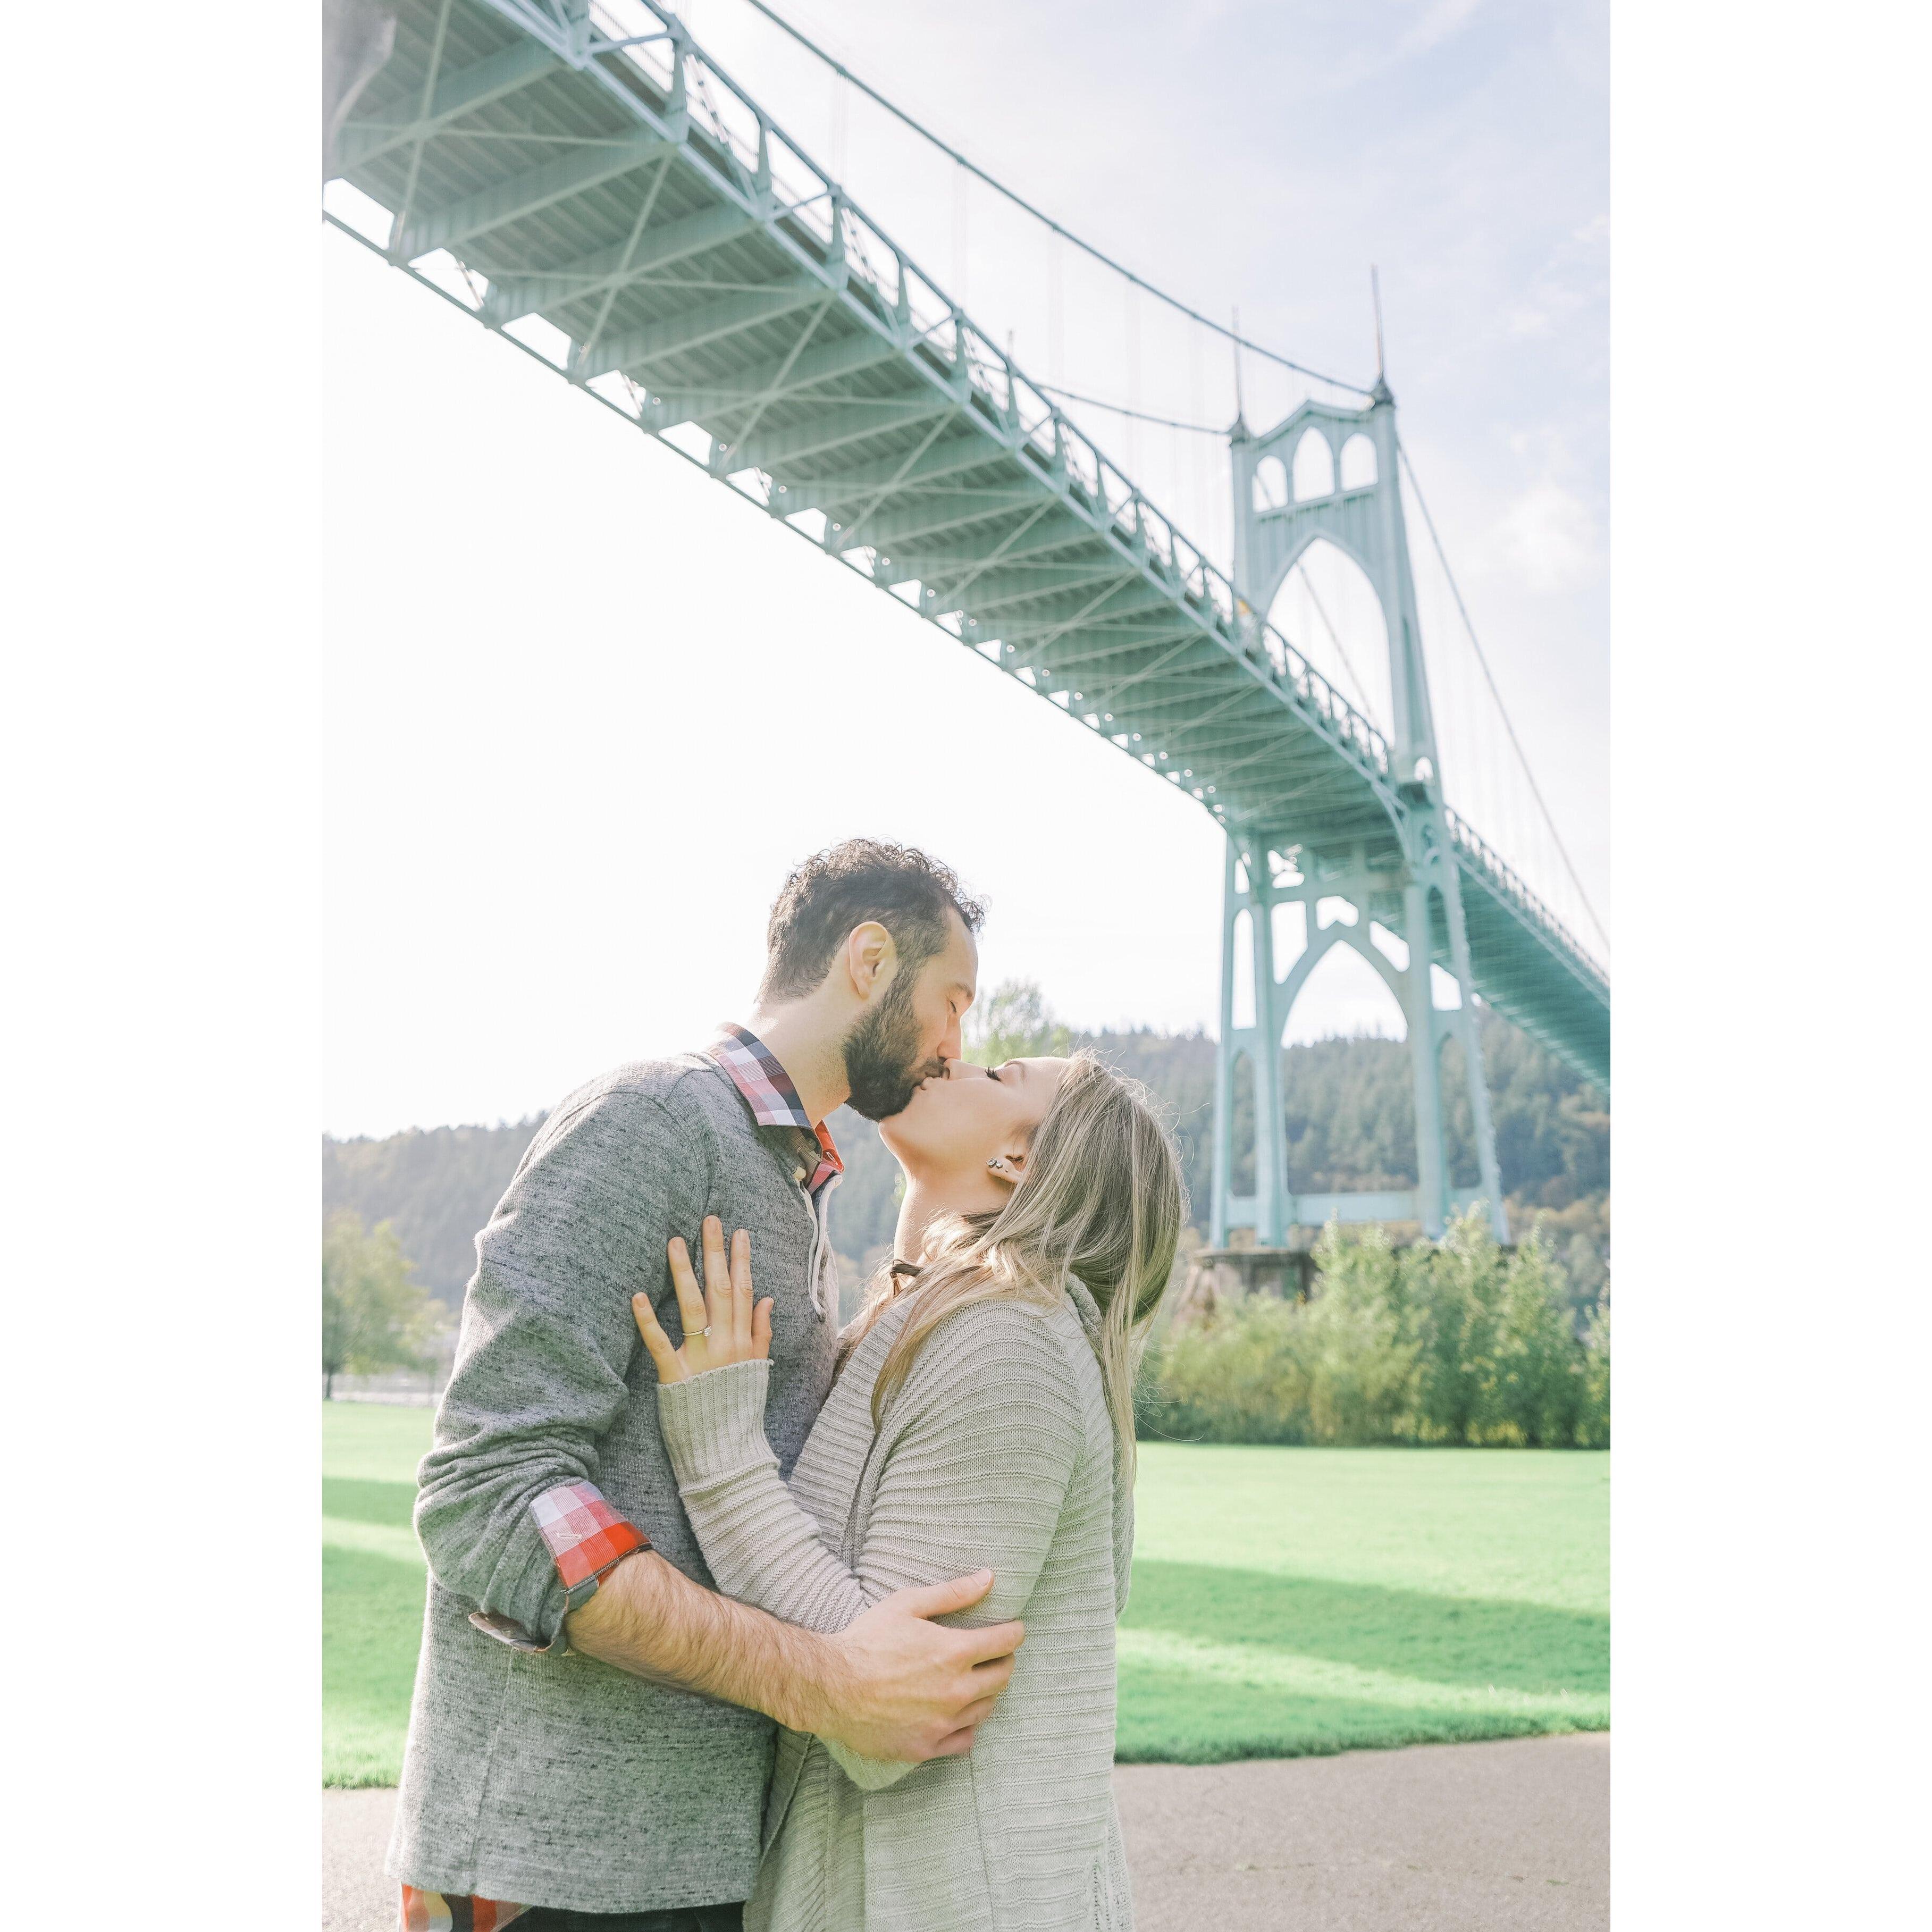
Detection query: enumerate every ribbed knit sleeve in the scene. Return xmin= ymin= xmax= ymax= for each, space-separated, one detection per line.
xmin=657 ymin=1299 xmax=1088 ymax=1783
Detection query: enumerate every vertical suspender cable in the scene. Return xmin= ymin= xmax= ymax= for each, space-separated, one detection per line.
xmin=828 ymin=69 xmax=846 ymax=178
xmin=952 ymin=160 xmax=968 ymax=307
xmin=734 ymin=0 xmax=1367 ymax=395
xmin=1189 ymin=323 xmax=1206 ymax=547
xmin=1048 ymin=229 xmax=1063 ymax=386
xmin=1400 ymin=441 xmax=1610 ymax=960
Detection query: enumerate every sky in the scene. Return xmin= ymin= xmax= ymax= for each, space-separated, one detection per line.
xmin=323 ymin=0 xmax=1607 ymax=1138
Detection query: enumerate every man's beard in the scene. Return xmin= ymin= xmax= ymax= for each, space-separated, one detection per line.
xmin=843 ymin=974 xmax=945 ymax=1120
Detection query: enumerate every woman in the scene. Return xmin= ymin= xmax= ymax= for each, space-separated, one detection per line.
xmin=632 ymin=1052 xmax=1185 ymax=1932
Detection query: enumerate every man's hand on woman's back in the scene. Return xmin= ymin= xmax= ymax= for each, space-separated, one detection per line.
xmin=807 ymin=1570 xmax=1024 ymax=1762
xmin=564 ymin=1551 xmax=1020 ymax=1763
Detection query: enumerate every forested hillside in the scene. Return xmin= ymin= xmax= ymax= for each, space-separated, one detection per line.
xmin=324 ymin=1119 xmax=543 ymax=1300
xmin=324 ymin=1002 xmax=1606 ymax=1306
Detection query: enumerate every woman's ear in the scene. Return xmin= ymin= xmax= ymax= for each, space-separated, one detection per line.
xmin=985 ymin=1149 xmax=1028 ymax=1186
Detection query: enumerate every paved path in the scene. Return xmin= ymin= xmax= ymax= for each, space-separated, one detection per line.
xmin=1115 ymin=1733 xmax=1607 ymax=1931
xmin=324 ymin=1732 xmax=1607 ymax=1930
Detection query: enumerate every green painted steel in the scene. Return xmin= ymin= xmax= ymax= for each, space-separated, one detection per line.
xmin=1215 ymin=388 xmax=1511 ymax=1242
xmin=326 ymin=0 xmax=1609 ymax=1204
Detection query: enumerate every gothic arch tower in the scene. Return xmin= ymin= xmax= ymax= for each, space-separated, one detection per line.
xmin=1209 ymin=381 xmax=1508 ymax=1246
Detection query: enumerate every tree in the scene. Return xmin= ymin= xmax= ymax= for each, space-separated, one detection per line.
xmin=320 ymin=985 xmax=1607 ymax=1280
xmin=322 ymin=1210 xmax=433 ymax=1398
xmin=964 ymin=979 xmax=1074 ymax=1066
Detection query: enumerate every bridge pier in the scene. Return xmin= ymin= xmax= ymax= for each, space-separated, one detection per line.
xmin=1403 ymin=873 xmax=1449 ymax=1233
xmin=1213 ymin=380 xmax=1508 ymax=1249
xmin=1207 ymin=829 xmax=1505 ymax=1245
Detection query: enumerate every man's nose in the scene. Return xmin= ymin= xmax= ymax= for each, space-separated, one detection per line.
xmin=939 ymin=1009 xmax=964 ymax=1064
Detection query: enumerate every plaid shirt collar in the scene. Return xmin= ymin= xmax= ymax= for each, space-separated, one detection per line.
xmin=708 ymin=1022 xmax=843 ymax=1197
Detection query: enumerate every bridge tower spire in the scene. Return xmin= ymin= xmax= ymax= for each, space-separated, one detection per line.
xmin=1212 ymin=382 xmax=1508 ymax=1251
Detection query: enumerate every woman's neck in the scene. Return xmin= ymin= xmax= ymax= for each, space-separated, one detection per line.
xmin=893 ymin=1173 xmax=976 ymax=1262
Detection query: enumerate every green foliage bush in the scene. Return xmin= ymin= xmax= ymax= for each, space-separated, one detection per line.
xmin=1139 ymin=1211 xmax=1609 ymax=1448
xmin=323 ymin=1210 xmax=436 ymax=1399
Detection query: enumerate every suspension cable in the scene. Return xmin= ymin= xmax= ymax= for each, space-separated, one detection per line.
xmin=1398 ymin=440 xmax=1611 ymax=960
xmin=1290 ymin=563 xmax=1379 ymax=721
xmin=734 ymin=0 xmax=1371 ymax=396
xmin=1036 ymin=382 xmax=1227 ymax=435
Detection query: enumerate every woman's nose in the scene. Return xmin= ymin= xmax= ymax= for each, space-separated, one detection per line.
xmin=946 ymin=1058 xmax=989 ymax=1080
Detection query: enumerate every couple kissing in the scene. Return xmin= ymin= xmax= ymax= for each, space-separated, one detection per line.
xmin=389 ymin=838 xmax=1185 ymax=1932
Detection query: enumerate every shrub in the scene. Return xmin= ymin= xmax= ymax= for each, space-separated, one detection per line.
xmin=1141 ymin=1296 xmax=1312 ymax=1444
xmin=1296 ymin=1228 xmax=1418 ymax=1444
xmin=1138 ymin=1209 xmax=1610 ymax=1448
xmin=1577 ymin=1294 xmax=1611 ymax=1448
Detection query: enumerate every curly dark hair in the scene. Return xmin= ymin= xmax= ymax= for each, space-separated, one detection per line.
xmin=758 ymin=839 xmax=986 ymax=1003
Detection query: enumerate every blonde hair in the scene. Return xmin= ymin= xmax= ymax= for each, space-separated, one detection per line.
xmin=845 ymin=1054 xmax=1186 ymax=1486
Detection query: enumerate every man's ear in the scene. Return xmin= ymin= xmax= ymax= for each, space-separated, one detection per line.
xmin=844 ymin=921 xmax=896 ymax=1001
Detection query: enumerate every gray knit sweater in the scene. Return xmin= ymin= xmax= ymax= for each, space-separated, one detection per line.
xmin=387 ymin=1055 xmax=841 ymax=1914
xmin=657 ymin=1277 xmax=1135 ymax=1932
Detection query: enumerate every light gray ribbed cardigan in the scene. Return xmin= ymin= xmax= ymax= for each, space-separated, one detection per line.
xmin=656 ymin=1276 xmax=1135 ymax=1932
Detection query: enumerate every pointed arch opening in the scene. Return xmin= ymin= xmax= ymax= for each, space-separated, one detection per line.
xmin=1272 ymin=900 xmax=1307 ymax=972
xmin=1280 ymin=1020 xmax=1416 ymax=1196
xmin=1251 ymin=455 xmax=1288 ymax=513
xmin=1230 ymin=908 xmax=1255 ymax=1030
xmin=1369 ymin=920 xmax=1409 ymax=971
xmin=1281 ymin=939 xmax=1407 ymax=1047
xmin=1265 ymin=536 xmax=1392 ymax=736
xmin=1291 ymin=429 xmax=1336 ymax=501
xmin=1339 ymin=432 xmax=1377 ymax=491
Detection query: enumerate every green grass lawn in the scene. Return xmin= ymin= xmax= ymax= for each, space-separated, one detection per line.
xmin=323 ymin=1404 xmax=436 ymax=1786
xmin=324 ymin=1405 xmax=1607 ymax=1785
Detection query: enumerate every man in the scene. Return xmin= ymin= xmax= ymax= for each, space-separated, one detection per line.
xmin=388 ymin=841 xmax=1020 ymax=1931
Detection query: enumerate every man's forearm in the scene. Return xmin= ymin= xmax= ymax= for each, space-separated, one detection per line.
xmin=564 ymin=1549 xmax=838 ymax=1732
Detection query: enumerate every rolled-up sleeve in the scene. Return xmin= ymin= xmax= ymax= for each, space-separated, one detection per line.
xmin=413 ymin=1086 xmax=704 ymax=1650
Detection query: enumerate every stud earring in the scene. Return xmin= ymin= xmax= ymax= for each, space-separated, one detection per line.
xmin=987 ymin=1157 xmax=1015 ymax=1179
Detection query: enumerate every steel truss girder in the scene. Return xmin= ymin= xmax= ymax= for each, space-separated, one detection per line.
xmin=396 ymin=124 xmax=669 ymax=258
xmin=1080 ymin=656 xmax=1252 ymax=704
xmin=339 ymin=38 xmax=559 ymax=170
xmin=484 ymin=202 xmax=761 ymax=320
xmin=834 ymin=486 xmax=1047 ymax=552
xmin=888 ymin=516 xmax=1111 ymax=578
xmin=649 ymin=327 xmax=905 ymax=418
xmin=579 ymin=278 xmax=827 ymax=378
xmin=961 ymin=569 xmax=1172 ymax=628
xmin=965 ymin=563 xmax=1141 ymax=617
xmin=796 ymin=433 xmax=1012 ymax=506
xmin=736 ymin=394 xmax=959 ymax=471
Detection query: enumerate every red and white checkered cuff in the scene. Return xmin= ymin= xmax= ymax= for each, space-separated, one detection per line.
xmin=400 ymin=1884 xmax=526 ymax=1930
xmin=530 ymin=1480 xmax=648 ymax=1591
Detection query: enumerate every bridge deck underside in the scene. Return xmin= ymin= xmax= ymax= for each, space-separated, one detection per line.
xmin=333 ymin=0 xmax=1608 ymax=1093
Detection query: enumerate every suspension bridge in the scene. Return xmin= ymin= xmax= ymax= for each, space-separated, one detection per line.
xmin=324 ymin=0 xmax=1609 ymax=1249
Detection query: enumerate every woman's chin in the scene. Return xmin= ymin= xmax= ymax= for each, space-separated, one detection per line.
xmin=879 ymin=1074 xmax=941 ymax=1139
xmin=876 ymin=1108 xmax=922 ymax=1162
